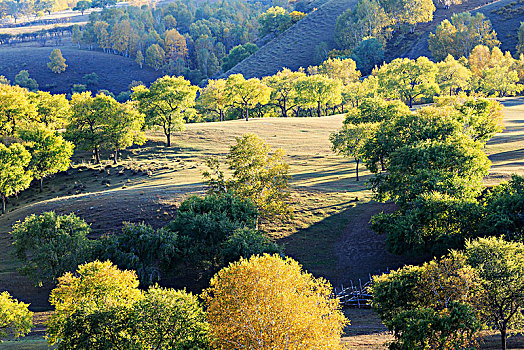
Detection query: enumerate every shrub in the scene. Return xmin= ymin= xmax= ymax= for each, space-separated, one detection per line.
xmin=14 ymin=70 xmax=38 ymax=91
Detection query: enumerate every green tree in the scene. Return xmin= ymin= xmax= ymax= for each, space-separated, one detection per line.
xmin=145 ymin=44 xmax=165 ymax=71
xmin=165 ymin=192 xmax=259 ymax=273
xmin=310 ymin=57 xmax=361 ymax=85
xmin=225 ymin=74 xmax=271 ymax=121
xmin=372 ymin=253 xmax=481 ymax=349
xmin=197 ymin=79 xmax=229 ymax=121
xmin=0 ymin=84 xmax=37 ymax=136
xmin=203 ymin=133 xmax=292 ymax=225
xmin=132 ymin=287 xmax=210 ymax=350
xmin=14 ymin=70 xmax=38 ymax=91
xmin=28 ymin=91 xmax=70 ymax=129
xmin=47 ymin=49 xmax=67 ymax=74
xmin=47 ymin=260 xmax=143 ymax=347
xmin=481 ymin=175 xmax=524 ymax=240
xmin=0 ymin=143 xmax=32 ymax=214
xmin=0 ymin=291 xmax=33 ymax=341
xmin=436 ymin=54 xmax=471 ymax=95
xmin=18 ymin=127 xmax=74 ymax=192
xmin=263 ymin=68 xmax=305 ymax=118
xmin=65 ymin=92 xmax=105 ymax=163
xmin=330 ymin=122 xmax=377 ymax=181
xmin=95 ymin=223 xmax=180 ymax=285
xmin=371 ymin=192 xmax=484 ymax=255
xmin=102 ymin=101 xmax=145 ymax=164
xmin=295 ymin=74 xmax=343 ymax=117
xmin=370 ymin=136 xmax=491 ymax=207
xmin=54 ymin=283 xmax=209 ymax=350
xmin=465 ymin=237 xmax=524 ymax=350
xmin=11 ymin=211 xmax=92 ymax=286
xmin=222 ymin=43 xmax=258 ymax=72
xmin=132 ymin=76 xmax=198 ymax=147
xmin=375 ymin=56 xmax=439 ymax=107
xmin=73 ymin=0 xmax=91 ymax=15
xmin=350 ymin=37 xmax=385 ymax=75
xmin=135 ymin=49 xmax=144 ymax=68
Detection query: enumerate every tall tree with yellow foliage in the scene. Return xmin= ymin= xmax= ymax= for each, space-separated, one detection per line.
xmin=203 ymin=254 xmax=348 ymax=350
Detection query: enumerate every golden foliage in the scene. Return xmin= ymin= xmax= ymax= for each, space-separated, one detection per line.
xmin=203 ymin=254 xmax=348 ymax=350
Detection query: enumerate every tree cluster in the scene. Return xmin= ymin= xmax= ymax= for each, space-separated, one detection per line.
xmin=0 ymin=0 xmax=73 ymax=21
xmin=335 ymin=0 xmax=436 ymax=55
xmin=45 ymin=254 xmax=347 ymax=350
xmin=72 ymin=0 xmax=275 ymax=84
xmin=372 ymin=237 xmax=524 ymax=350
xmin=257 ymin=6 xmax=306 ymax=38
xmin=428 ymin=12 xmax=501 ymax=61
xmin=330 ymin=96 xmax=517 ymax=256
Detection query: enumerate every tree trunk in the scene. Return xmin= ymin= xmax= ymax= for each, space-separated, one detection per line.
xmin=245 ymin=107 xmax=249 ymax=121
xmin=113 ymin=150 xmax=118 ymax=165
xmin=317 ymin=101 xmax=321 ymax=118
xmin=219 ymin=110 xmax=224 ymax=122
xmin=1 ymin=195 xmax=5 ymax=214
xmin=94 ymin=146 xmax=101 ymax=164
xmin=501 ymin=328 xmax=507 ymax=350
xmin=409 ymin=96 xmax=413 ymax=108
xmin=39 ymin=178 xmax=43 ymax=192
xmin=356 ymin=159 xmax=360 ymax=182
xmin=166 ymin=133 xmax=171 ymax=147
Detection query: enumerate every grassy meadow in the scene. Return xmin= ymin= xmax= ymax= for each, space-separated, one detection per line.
xmin=0 ymin=98 xmax=523 ymax=349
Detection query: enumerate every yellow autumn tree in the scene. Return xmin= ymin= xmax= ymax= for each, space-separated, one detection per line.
xmin=46 ymin=260 xmax=143 ymax=346
xmin=202 ymin=254 xmax=348 ymax=350
xmin=164 ymin=29 xmax=188 ymax=61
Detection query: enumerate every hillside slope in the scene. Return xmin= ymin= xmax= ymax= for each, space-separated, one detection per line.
xmin=0 ymin=43 xmax=163 ymax=95
xmin=404 ymin=0 xmax=521 ymax=59
xmin=225 ymin=0 xmax=357 ymax=79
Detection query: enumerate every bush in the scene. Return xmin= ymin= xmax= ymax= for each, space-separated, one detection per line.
xmin=82 ymin=73 xmax=99 ymax=87
xmin=95 ymin=223 xmax=180 ymax=285
xmin=14 ymin=70 xmax=38 ymax=91
xmin=165 ymin=193 xmax=259 ymax=272
xmin=220 ymin=227 xmax=282 ymax=265
xmin=11 ymin=211 xmax=93 ymax=286
xmin=203 ymin=254 xmax=348 ymax=349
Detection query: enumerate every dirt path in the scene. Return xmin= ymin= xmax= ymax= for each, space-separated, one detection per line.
xmin=333 ymin=202 xmax=425 ymax=285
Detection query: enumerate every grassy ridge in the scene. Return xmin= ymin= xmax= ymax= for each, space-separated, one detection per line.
xmin=225 ymin=0 xmax=357 ymax=78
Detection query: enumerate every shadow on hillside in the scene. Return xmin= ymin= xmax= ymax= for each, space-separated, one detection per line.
xmin=282 ymin=201 xmax=427 ymax=287
xmin=501 ymin=97 xmax=524 ymax=107
xmin=489 ymin=148 xmax=524 ymax=163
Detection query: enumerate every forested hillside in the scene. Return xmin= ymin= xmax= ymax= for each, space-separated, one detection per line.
xmin=403 ymin=0 xmax=522 ymax=59
xmin=228 ymin=0 xmax=523 ymax=78
xmin=225 ymin=0 xmax=356 ymax=78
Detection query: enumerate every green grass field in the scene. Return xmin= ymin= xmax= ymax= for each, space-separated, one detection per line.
xmin=0 ymin=98 xmax=523 ymax=349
